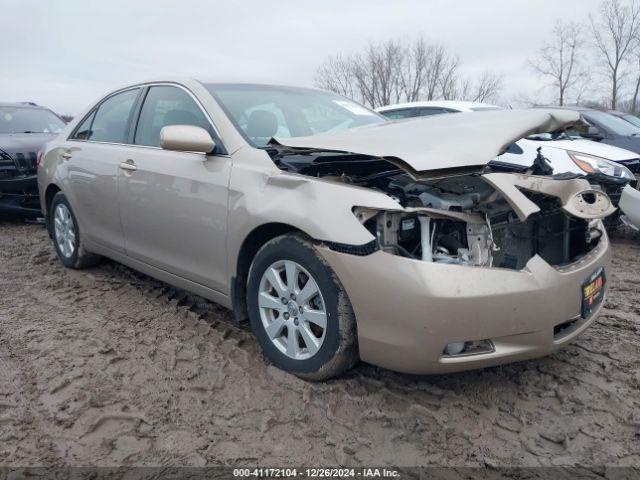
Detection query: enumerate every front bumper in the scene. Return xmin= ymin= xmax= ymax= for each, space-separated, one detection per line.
xmin=318 ymin=232 xmax=611 ymax=375
xmin=0 ymin=173 xmax=41 ymax=217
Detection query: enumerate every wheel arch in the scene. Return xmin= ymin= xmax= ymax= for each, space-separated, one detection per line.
xmin=230 ymin=222 xmax=306 ymax=325
xmin=43 ymin=183 xmax=62 ymax=237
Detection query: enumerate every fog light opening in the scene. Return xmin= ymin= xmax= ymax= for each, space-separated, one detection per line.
xmin=443 ymin=339 xmax=495 ymax=357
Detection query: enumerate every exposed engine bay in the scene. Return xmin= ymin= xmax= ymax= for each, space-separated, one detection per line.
xmin=270 ymin=148 xmax=611 ymax=270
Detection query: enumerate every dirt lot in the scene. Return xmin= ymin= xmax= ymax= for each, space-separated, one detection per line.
xmin=0 ymin=219 xmax=639 ymax=468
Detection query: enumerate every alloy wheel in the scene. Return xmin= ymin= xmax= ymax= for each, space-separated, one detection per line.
xmin=53 ymin=203 xmax=76 ymax=258
xmin=257 ymin=259 xmax=327 ymax=360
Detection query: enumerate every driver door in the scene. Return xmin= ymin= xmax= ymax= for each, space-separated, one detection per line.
xmin=118 ymin=85 xmax=231 ymax=294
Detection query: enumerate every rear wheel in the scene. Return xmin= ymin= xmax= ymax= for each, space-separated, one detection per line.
xmin=247 ymin=234 xmax=358 ymax=380
xmin=50 ymin=192 xmax=100 ymax=269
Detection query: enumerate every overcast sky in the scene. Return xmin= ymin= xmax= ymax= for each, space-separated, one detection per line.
xmin=2 ymin=0 xmax=602 ymax=115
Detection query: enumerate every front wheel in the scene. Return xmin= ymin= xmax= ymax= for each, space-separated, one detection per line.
xmin=247 ymin=234 xmax=358 ymax=380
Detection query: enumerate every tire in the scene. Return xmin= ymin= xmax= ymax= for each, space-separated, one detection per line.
xmin=49 ymin=192 xmax=100 ymax=269
xmin=247 ymin=234 xmax=359 ymax=381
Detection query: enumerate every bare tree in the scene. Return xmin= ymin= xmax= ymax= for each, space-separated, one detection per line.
xmin=529 ymin=20 xmax=582 ymax=105
xmin=315 ymin=37 xmax=501 ymax=107
xmin=314 ymin=54 xmax=357 ymax=100
xmin=590 ymin=0 xmax=640 ymax=109
xmin=631 ymin=50 xmax=640 ymax=112
xmin=398 ymin=37 xmax=429 ymax=102
xmin=462 ymin=71 xmax=504 ymax=102
xmin=437 ymin=54 xmax=462 ymax=100
xmin=352 ymin=39 xmax=404 ymax=108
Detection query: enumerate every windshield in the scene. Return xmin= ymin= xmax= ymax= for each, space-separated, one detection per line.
xmin=583 ymin=110 xmax=640 ymax=136
xmin=0 ymin=106 xmax=65 ymax=134
xmin=205 ymin=84 xmax=385 ymax=147
xmin=622 ymin=113 xmax=640 ymax=128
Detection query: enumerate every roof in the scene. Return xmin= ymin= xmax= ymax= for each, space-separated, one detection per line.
xmin=272 ymin=109 xmax=581 ymax=176
xmin=0 ymin=102 xmax=44 ymax=109
xmin=533 ymin=105 xmax=594 ymax=112
xmin=376 ymin=100 xmax=502 ymax=112
xmin=605 ymin=110 xmax=629 ymax=117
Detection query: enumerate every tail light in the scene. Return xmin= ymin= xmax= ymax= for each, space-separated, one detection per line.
xmin=36 ymin=149 xmax=44 ymax=169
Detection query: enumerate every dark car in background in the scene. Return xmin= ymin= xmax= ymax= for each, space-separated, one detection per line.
xmin=567 ymin=107 xmax=640 ymax=160
xmin=0 ymin=102 xmax=65 ymax=217
xmin=606 ymin=110 xmax=640 ymax=129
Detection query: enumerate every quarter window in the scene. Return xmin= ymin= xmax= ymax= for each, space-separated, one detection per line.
xmin=87 ymin=89 xmax=140 ymax=143
xmin=72 ymin=110 xmax=96 ymax=140
xmin=134 ymin=86 xmax=213 ymax=148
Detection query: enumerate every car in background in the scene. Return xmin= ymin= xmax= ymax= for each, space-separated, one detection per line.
xmin=376 ymin=100 xmax=640 ymax=229
xmin=606 ymin=109 xmax=640 ymax=129
xmin=38 ymin=79 xmax=613 ymax=379
xmin=546 ymin=106 xmax=640 ymax=159
xmin=0 ymin=102 xmax=66 ymax=217
xmin=376 ymin=100 xmax=502 ymax=119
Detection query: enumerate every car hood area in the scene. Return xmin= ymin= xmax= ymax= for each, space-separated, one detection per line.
xmin=271 ymin=109 xmax=580 ymax=176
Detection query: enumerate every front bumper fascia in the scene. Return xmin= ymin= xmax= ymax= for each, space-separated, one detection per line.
xmin=317 ymin=231 xmax=611 ymax=375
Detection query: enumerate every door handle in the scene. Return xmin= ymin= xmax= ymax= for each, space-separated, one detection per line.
xmin=119 ymin=160 xmax=137 ymax=172
xmin=60 ymin=152 xmax=72 ymax=160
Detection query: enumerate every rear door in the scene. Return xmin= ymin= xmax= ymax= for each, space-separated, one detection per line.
xmin=118 ymin=84 xmax=231 ymax=293
xmin=64 ymin=87 xmax=142 ymax=253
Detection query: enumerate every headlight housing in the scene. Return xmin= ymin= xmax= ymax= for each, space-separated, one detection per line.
xmin=568 ymin=151 xmax=635 ymax=181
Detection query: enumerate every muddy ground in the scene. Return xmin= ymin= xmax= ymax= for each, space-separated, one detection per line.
xmin=0 ymin=219 xmax=639 ymax=468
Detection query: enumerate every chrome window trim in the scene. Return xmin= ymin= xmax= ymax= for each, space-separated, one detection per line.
xmin=67 ymin=81 xmax=228 ymax=155
xmin=63 ymin=138 xmax=231 ymax=158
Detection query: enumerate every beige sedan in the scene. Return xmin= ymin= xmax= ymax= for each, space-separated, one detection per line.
xmin=38 ymin=79 xmax=612 ymax=379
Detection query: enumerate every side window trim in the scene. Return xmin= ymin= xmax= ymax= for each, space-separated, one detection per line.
xmin=128 ymin=85 xmax=149 ymax=145
xmin=67 ymin=83 xmax=227 ymax=155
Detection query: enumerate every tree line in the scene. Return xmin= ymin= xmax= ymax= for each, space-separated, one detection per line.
xmin=315 ymin=0 xmax=640 ymax=113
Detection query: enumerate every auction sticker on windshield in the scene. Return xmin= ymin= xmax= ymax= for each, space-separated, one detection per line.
xmin=333 ymin=100 xmax=377 ymax=116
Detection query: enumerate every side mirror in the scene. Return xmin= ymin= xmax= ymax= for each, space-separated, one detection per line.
xmin=583 ymin=125 xmax=604 ymax=140
xmin=160 ymin=125 xmax=215 ymax=154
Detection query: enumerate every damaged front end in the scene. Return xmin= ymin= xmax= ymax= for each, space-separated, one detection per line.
xmin=0 ymin=147 xmax=41 ymax=217
xmin=271 ymin=148 xmax=614 ymax=272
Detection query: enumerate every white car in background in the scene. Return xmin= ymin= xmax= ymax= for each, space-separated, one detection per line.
xmin=376 ymin=100 xmax=640 ymax=229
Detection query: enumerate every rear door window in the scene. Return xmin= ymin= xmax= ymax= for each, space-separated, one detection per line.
xmin=88 ymin=88 xmax=140 ymax=143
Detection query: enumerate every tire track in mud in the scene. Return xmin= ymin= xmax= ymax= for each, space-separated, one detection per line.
xmin=0 ymin=220 xmax=639 ymax=467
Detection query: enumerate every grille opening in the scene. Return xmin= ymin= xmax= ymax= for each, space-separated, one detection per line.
xmin=554 ymin=318 xmax=581 ymax=339
xmin=491 ymin=193 xmax=597 ymax=270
